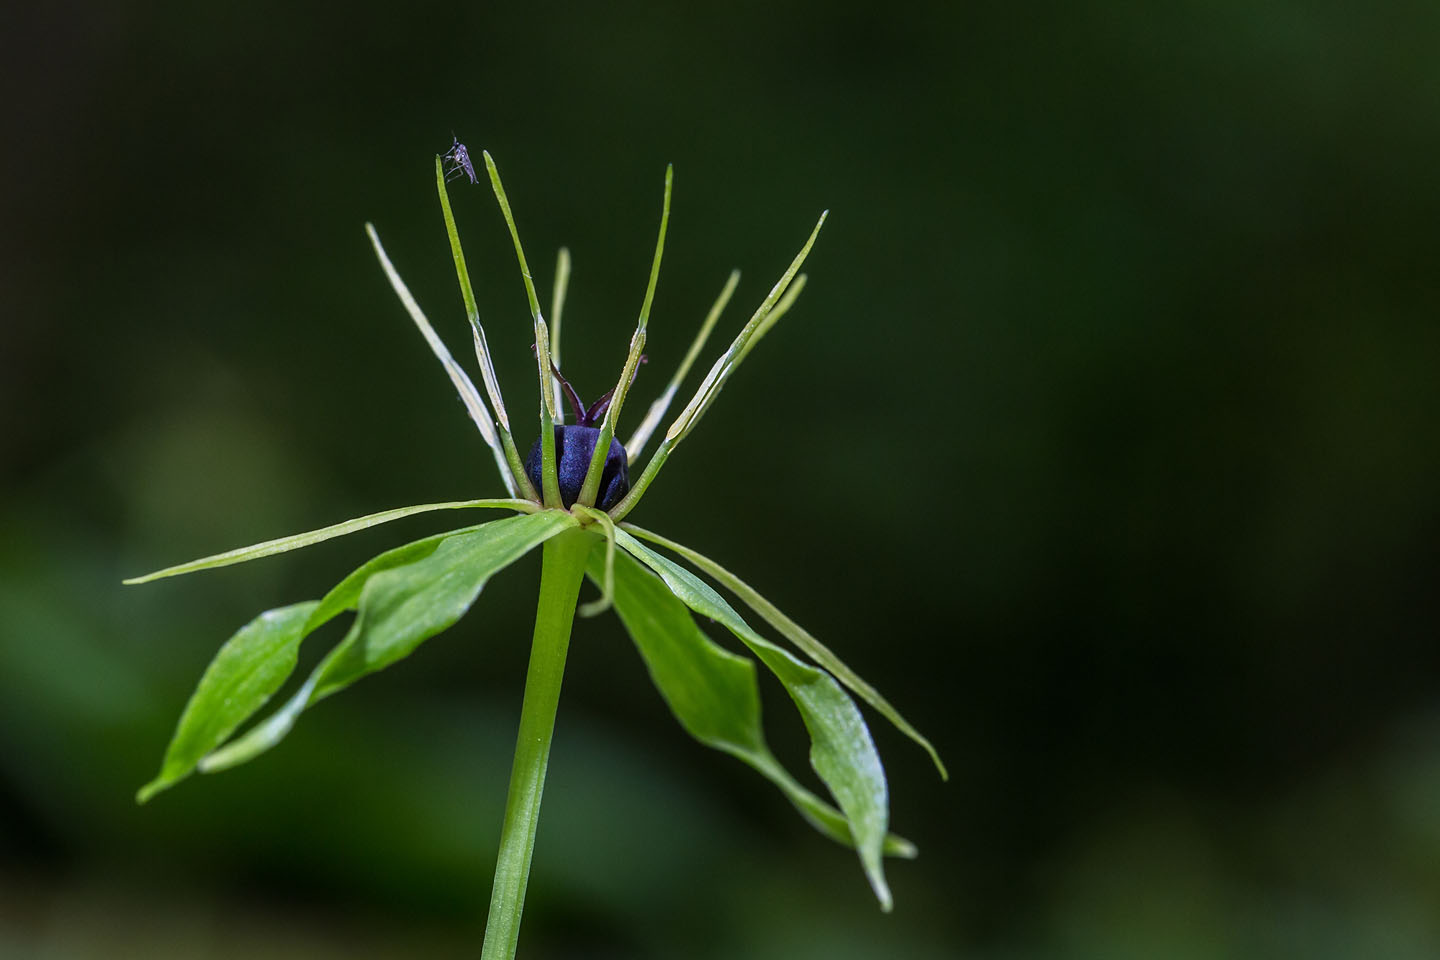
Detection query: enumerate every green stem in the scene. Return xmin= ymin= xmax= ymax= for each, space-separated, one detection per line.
xmin=481 ymin=526 xmax=593 ymax=960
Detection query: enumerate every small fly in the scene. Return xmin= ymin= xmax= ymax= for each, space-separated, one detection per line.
xmin=443 ymin=135 xmax=478 ymax=184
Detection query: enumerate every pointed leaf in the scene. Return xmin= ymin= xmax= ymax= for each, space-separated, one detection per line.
xmin=599 ymin=548 xmax=915 ymax=860
xmin=622 ymin=523 xmax=947 ymax=779
xmin=139 ymin=519 xmax=505 ymax=801
xmin=203 ymin=511 xmax=576 ymax=772
xmin=313 ymin=512 xmax=567 ymax=699
xmin=613 ymin=529 xmax=895 ymax=910
xmin=305 ymin=520 xmax=497 ymax=628
xmin=124 ymin=499 xmax=535 ymax=584
xmin=137 ymin=601 xmax=320 ymax=803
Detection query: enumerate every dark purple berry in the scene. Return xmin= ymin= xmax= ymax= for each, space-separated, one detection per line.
xmin=525 ymin=356 xmax=643 ymax=509
xmin=525 ymin=426 xmax=629 ymax=510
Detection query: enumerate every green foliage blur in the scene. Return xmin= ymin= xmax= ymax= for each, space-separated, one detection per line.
xmin=3 ymin=2 xmax=1439 ymax=957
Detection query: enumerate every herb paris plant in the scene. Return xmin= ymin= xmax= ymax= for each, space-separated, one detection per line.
xmin=129 ymin=145 xmax=946 ymax=957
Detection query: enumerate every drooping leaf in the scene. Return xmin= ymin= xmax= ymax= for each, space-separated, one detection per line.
xmin=137 ymin=601 xmax=320 ymax=803
xmin=137 ymin=520 xmax=506 ymax=802
xmin=598 ymin=548 xmax=916 ymax=861
xmin=124 ymin=499 xmax=535 ymax=584
xmin=305 ymin=520 xmax=498 ymax=628
xmin=202 ymin=510 xmax=576 ymax=773
xmin=311 ymin=513 xmax=570 ymax=700
xmin=613 ymin=529 xmax=895 ymax=911
xmin=622 ymin=522 xmax=947 ymax=780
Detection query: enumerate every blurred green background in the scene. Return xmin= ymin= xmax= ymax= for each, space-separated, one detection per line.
xmin=3 ymin=1 xmax=1440 ymax=957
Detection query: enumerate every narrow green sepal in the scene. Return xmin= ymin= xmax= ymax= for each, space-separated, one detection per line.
xmin=124 ymin=499 xmax=535 ymax=584
xmin=577 ymin=164 xmax=671 ymax=507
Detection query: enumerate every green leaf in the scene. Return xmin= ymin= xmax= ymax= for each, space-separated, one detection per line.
xmin=613 ymin=529 xmax=896 ymax=910
xmin=138 ymin=520 xmax=505 ymax=802
xmin=621 ymin=522 xmax=947 ymax=780
xmin=599 ymin=547 xmax=916 ymax=862
xmin=305 ymin=520 xmax=497 ymax=628
xmin=124 ymin=499 xmax=536 ymax=584
xmin=312 ymin=513 xmax=569 ymax=699
xmin=137 ymin=601 xmax=320 ymax=803
xmin=202 ymin=511 xmax=577 ymax=773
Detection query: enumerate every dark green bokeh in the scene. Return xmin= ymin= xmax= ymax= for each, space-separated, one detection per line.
xmin=3 ymin=2 xmax=1439 ymax=956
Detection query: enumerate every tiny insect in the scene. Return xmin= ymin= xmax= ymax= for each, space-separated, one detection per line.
xmin=443 ymin=135 xmax=478 ymax=184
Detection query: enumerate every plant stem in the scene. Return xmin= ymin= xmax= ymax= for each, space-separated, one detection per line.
xmin=481 ymin=526 xmax=593 ymax=960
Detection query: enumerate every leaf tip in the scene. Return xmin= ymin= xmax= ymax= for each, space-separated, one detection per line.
xmin=890 ymin=839 xmax=919 ymax=860
xmin=921 ymin=742 xmax=949 ymax=781
xmin=872 ymin=874 xmax=894 ymax=913
xmin=135 ymin=779 xmax=165 ymax=805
